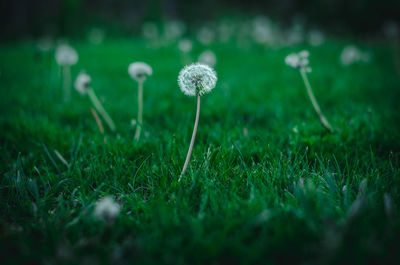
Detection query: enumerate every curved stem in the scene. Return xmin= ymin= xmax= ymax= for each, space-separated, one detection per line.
xmin=87 ymin=88 xmax=116 ymax=132
xmin=300 ymin=68 xmax=333 ymax=133
xmin=134 ymin=81 xmax=144 ymax=141
xmin=179 ymin=93 xmax=201 ymax=181
xmin=62 ymin=66 xmax=71 ymax=102
xmin=90 ymin=107 xmax=107 ymax=143
xmin=90 ymin=107 xmax=105 ymax=134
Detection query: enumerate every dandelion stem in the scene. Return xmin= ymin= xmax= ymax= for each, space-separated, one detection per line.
xmin=179 ymin=93 xmax=201 ymax=181
xmin=90 ymin=107 xmax=105 ymax=133
xmin=62 ymin=66 xmax=71 ymax=102
xmin=300 ymin=68 xmax=333 ymax=133
xmin=87 ymin=88 xmax=116 ymax=132
xmin=90 ymin=107 xmax=107 ymax=143
xmin=134 ymin=81 xmax=143 ymax=141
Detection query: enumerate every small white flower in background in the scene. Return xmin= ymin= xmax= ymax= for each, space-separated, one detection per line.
xmin=308 ymin=30 xmax=325 ymax=47
xmin=197 ymin=27 xmax=215 ymax=45
xmin=55 ymin=44 xmax=78 ymax=66
xmin=37 ymin=36 xmax=53 ymax=52
xmin=284 ymin=24 xmax=305 ymax=46
xmin=178 ymin=39 xmax=193 ymax=53
xmin=94 ymin=196 xmax=121 ymax=224
xmin=88 ymin=28 xmax=105 ymax=45
xmin=198 ymin=50 xmax=217 ymax=67
xmin=340 ymin=45 xmax=361 ymax=66
xmin=383 ymin=21 xmax=399 ymax=39
xmin=285 ymin=50 xmax=311 ymax=72
xmin=218 ymin=21 xmax=235 ymax=42
xmin=128 ymin=62 xmax=153 ymax=83
xmin=251 ymin=16 xmax=275 ymax=45
xmin=164 ymin=20 xmax=186 ymax=40
xmin=74 ymin=71 xmax=91 ymax=95
xmin=178 ymin=63 xmax=217 ymax=96
xmin=142 ymin=22 xmax=159 ymax=40
xmin=340 ymin=45 xmax=371 ymax=66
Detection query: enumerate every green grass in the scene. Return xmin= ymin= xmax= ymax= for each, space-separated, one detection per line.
xmin=1 ymin=37 xmax=400 ymax=265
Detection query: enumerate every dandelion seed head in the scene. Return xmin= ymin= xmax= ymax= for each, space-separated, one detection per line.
xmin=218 ymin=21 xmax=235 ymax=42
xmin=37 ymin=36 xmax=53 ymax=52
xmin=178 ymin=63 xmax=217 ymax=96
xmin=285 ymin=50 xmax=310 ymax=71
xmin=178 ymin=39 xmax=193 ymax=53
xmin=128 ymin=62 xmax=153 ymax=83
xmin=55 ymin=44 xmax=78 ymax=66
xmin=383 ymin=21 xmax=399 ymax=38
xmin=308 ymin=30 xmax=325 ymax=47
xmin=285 ymin=53 xmax=300 ymax=68
xmin=88 ymin=28 xmax=105 ymax=45
xmin=142 ymin=22 xmax=159 ymax=40
xmin=165 ymin=20 xmax=186 ymax=40
xmin=252 ymin=16 xmax=275 ymax=45
xmin=94 ymin=196 xmax=121 ymax=224
xmin=340 ymin=45 xmax=371 ymax=66
xmin=340 ymin=45 xmax=361 ymax=66
xmin=198 ymin=50 xmax=217 ymax=67
xmin=196 ymin=27 xmax=215 ymax=45
xmin=74 ymin=71 xmax=91 ymax=95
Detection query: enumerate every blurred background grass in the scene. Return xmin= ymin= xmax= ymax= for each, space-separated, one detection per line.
xmin=1 ymin=0 xmax=400 ymax=39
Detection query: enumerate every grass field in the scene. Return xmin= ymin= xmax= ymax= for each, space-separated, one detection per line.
xmin=1 ymin=37 xmax=400 ymax=264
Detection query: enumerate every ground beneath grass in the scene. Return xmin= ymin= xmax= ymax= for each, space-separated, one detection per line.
xmin=1 ymin=38 xmax=400 ymax=265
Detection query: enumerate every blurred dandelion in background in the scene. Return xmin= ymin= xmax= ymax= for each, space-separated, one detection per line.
xmin=74 ymin=71 xmax=116 ymax=133
xmin=128 ymin=62 xmax=153 ymax=141
xmin=285 ymin=50 xmax=334 ymax=132
xmin=94 ymin=196 xmax=121 ymax=224
xmin=198 ymin=50 xmax=217 ymax=67
xmin=179 ymin=39 xmax=193 ymax=64
xmin=55 ymin=43 xmax=78 ymax=102
xmin=197 ymin=26 xmax=215 ymax=45
xmin=340 ymin=45 xmax=371 ymax=66
xmin=87 ymin=28 xmax=106 ymax=45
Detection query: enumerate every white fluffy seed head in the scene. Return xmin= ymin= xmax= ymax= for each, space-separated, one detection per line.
xmin=198 ymin=50 xmax=217 ymax=67
xmin=128 ymin=62 xmax=153 ymax=83
xmin=285 ymin=50 xmax=311 ymax=72
xmin=285 ymin=53 xmax=300 ymax=68
xmin=94 ymin=196 xmax=121 ymax=224
xmin=178 ymin=63 xmax=217 ymax=96
xmin=55 ymin=44 xmax=78 ymax=66
xmin=74 ymin=71 xmax=91 ymax=95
